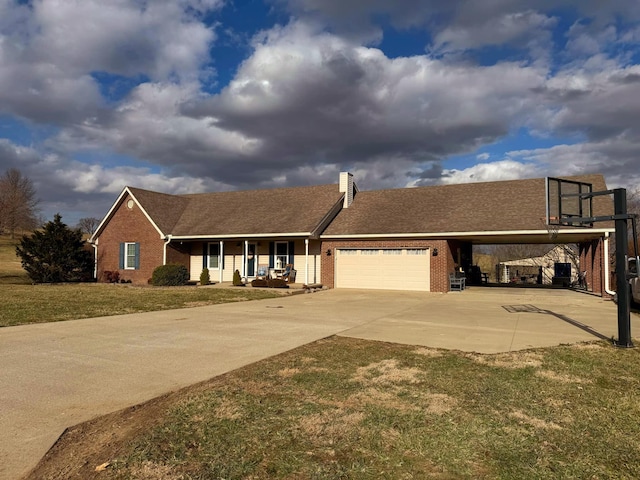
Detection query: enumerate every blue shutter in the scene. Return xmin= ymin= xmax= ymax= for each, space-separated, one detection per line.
xmin=269 ymin=242 xmax=275 ymax=268
xmin=288 ymin=241 xmax=295 ymax=266
xmin=119 ymin=243 xmax=125 ymax=269
xmin=203 ymin=243 xmax=208 ymax=269
xmin=134 ymin=243 xmax=140 ymax=269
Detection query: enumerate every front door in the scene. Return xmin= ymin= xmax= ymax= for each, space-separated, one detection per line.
xmin=247 ymin=243 xmax=257 ymax=277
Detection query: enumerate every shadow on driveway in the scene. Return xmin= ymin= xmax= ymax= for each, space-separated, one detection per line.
xmin=502 ymin=304 xmax=611 ymax=342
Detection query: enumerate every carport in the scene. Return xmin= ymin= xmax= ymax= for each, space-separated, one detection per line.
xmin=321 ymin=174 xmax=615 ymax=296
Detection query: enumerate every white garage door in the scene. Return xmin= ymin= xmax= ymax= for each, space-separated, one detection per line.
xmin=335 ymin=248 xmax=430 ymax=291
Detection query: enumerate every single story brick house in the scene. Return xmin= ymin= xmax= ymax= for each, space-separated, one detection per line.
xmin=90 ymin=172 xmax=615 ymax=294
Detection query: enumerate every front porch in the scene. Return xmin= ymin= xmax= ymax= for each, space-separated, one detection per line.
xmin=167 ymin=238 xmax=323 ymax=286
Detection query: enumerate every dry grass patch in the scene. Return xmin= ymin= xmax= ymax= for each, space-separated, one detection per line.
xmin=297 ymin=409 xmax=365 ymax=440
xmin=509 ymin=410 xmax=563 ymax=430
xmin=536 ymin=369 xmax=589 ymax=383
xmin=128 ymin=461 xmax=183 ymax=480
xmin=424 ymin=393 xmax=457 ymax=415
xmin=467 ymin=351 xmax=544 ymax=369
xmin=277 ymin=367 xmax=302 ymax=377
xmin=346 ymin=387 xmax=420 ymax=412
xmin=413 ymin=346 xmax=443 ymax=358
xmin=351 ymin=358 xmax=423 ymax=385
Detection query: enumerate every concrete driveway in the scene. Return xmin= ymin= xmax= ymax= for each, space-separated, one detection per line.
xmin=0 ymin=287 xmax=635 ymax=479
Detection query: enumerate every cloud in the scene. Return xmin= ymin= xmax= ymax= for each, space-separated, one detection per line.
xmin=431 ymin=160 xmax=541 ymax=186
xmin=277 ymin=0 xmax=640 ymax=60
xmin=431 ymin=10 xmax=557 ymax=59
xmin=183 ymin=21 xmax=545 ymax=186
xmin=0 ymin=0 xmax=220 ymax=124
xmin=540 ymin=64 xmax=640 ymax=141
xmin=0 ymin=138 xmax=228 ymax=222
xmin=508 ymin=138 xmax=640 ymax=189
xmin=50 ymin=81 xmax=262 ymax=181
xmin=1 ymin=0 xmax=640 ymax=221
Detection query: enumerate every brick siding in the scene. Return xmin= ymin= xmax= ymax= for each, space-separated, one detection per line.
xmin=579 ymin=238 xmax=606 ymax=296
xmin=95 ymin=194 xmax=165 ymax=284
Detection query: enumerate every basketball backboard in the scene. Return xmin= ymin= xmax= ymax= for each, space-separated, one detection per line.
xmin=546 ymin=177 xmax=593 ymax=227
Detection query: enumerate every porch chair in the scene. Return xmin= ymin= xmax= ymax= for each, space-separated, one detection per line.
xmin=256 ymin=264 xmax=270 ymax=280
xmin=449 ymin=273 xmax=465 ymax=292
xmin=278 ymin=264 xmax=296 ymax=283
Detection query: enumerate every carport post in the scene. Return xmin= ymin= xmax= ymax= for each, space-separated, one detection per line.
xmin=614 ymin=188 xmax=633 ymax=348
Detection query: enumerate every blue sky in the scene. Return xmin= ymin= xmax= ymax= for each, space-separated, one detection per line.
xmin=1 ymin=0 xmax=639 ymax=224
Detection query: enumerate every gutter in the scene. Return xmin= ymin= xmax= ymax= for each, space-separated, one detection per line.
xmin=320 ymin=228 xmax=615 ymax=239
xmin=91 ymin=241 xmax=98 ymax=280
xmin=168 ymin=232 xmax=311 ymax=240
xmin=604 ymin=232 xmax=616 ymax=296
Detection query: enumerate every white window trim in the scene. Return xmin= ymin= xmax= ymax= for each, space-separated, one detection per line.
xmin=124 ymin=242 xmax=137 ymax=270
xmin=275 ymin=241 xmax=288 ymax=269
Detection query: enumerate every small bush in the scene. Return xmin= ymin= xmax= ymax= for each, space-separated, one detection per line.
xmin=233 ymin=269 xmax=244 ymax=286
xmin=151 ymin=264 xmax=189 ymax=286
xmin=103 ymin=270 xmax=120 ymax=283
xmin=200 ymin=268 xmax=210 ymax=285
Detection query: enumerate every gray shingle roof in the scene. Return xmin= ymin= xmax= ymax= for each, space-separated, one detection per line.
xmin=322 ymin=174 xmax=613 ymax=235
xmin=122 ymin=174 xmax=613 ymax=240
xmin=129 ymin=184 xmax=344 ymax=237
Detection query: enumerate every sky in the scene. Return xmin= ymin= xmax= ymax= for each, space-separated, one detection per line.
xmin=1 ymin=0 xmax=640 ymax=225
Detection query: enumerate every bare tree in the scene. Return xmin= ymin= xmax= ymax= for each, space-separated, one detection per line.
xmin=0 ymin=168 xmax=40 ymax=238
xmin=77 ymin=217 xmax=101 ymax=235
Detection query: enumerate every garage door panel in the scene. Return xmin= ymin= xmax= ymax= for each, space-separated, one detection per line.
xmin=336 ymin=249 xmax=430 ymax=291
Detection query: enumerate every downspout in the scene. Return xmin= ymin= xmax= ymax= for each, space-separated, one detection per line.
xmin=604 ymin=232 xmax=616 ymax=296
xmin=163 ymin=235 xmax=172 ymax=265
xmin=91 ymin=241 xmax=98 ymax=280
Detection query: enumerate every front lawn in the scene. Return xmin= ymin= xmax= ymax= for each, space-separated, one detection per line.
xmin=27 ymin=336 xmax=640 ymax=479
xmin=0 ymin=284 xmax=282 ymax=327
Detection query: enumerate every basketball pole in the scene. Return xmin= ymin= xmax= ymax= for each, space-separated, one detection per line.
xmin=614 ymin=188 xmax=634 ymax=348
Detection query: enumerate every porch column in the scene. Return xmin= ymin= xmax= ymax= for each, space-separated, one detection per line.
xmin=219 ymin=240 xmax=224 ymax=283
xmin=305 ymin=238 xmax=309 ymax=285
xmin=244 ymin=240 xmax=248 ymax=280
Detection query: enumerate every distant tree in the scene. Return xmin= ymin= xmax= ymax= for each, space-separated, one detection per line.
xmin=77 ymin=217 xmax=101 ymax=235
xmin=489 ymin=244 xmax=551 ymax=263
xmin=0 ymin=168 xmax=40 ymax=238
xmin=16 ymin=214 xmax=94 ymax=283
xmin=627 ymin=187 xmax=640 ymax=257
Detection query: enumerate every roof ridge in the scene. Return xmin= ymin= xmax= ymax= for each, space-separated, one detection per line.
xmin=178 ymin=182 xmax=337 ymax=198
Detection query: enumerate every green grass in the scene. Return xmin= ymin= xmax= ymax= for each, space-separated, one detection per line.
xmin=97 ymin=337 xmax=640 ymax=480
xmin=0 ymin=234 xmax=282 ymax=326
xmin=0 ymin=235 xmax=30 ymax=284
xmin=0 ymin=284 xmax=281 ymax=327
